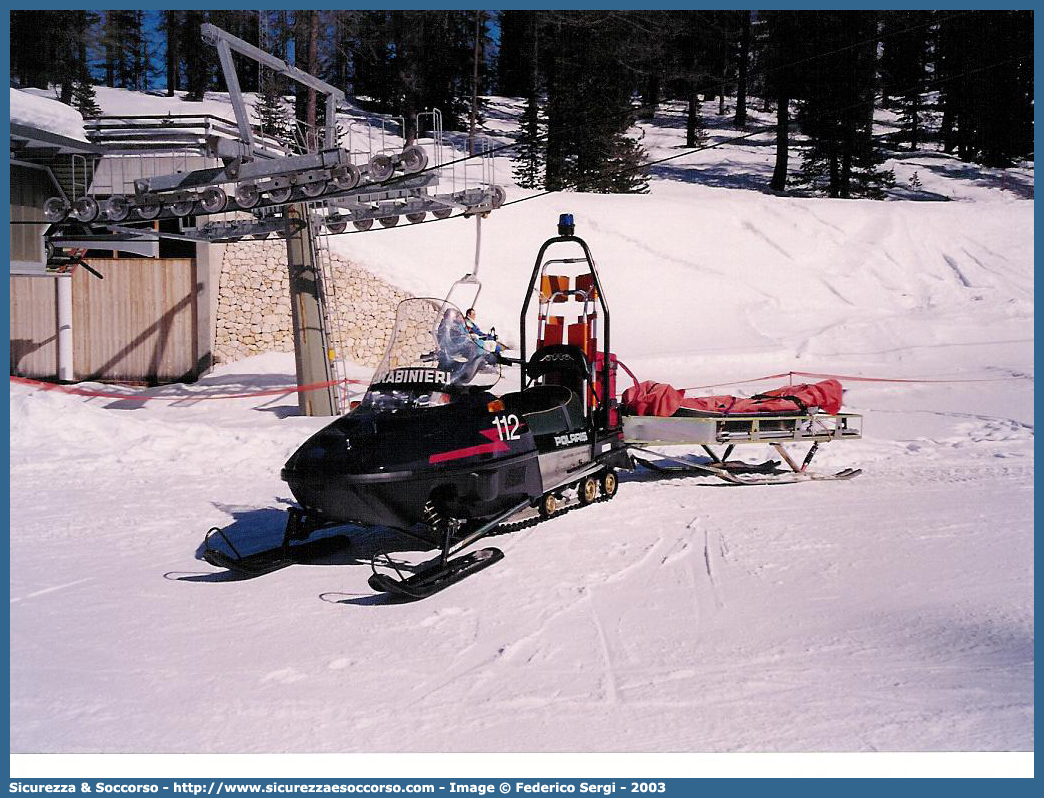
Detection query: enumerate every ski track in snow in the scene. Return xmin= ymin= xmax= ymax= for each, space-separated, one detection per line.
xmin=9 ymin=92 xmax=1034 ymax=755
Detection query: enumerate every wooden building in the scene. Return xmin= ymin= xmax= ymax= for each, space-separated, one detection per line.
xmin=9 ymin=93 xmax=222 ymax=384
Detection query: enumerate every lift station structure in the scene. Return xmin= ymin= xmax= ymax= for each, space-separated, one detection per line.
xmin=39 ymin=24 xmax=506 ymax=416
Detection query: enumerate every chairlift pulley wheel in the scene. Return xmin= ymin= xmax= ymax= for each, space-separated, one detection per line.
xmin=300 ymin=180 xmax=328 ymax=198
xmin=171 ymin=198 xmax=196 ymax=217
xmin=267 ymin=186 xmax=293 ymax=204
xmin=136 ymin=196 xmax=163 ymax=220
xmin=71 ymin=196 xmax=100 ymax=223
xmin=332 ymin=164 xmax=361 ymax=191
xmin=491 ymin=185 xmax=507 ymax=209
xmin=326 ymin=217 xmax=348 ymax=234
xmin=43 ymin=197 xmax=70 ymax=223
xmin=369 ymin=154 xmax=395 ymax=182
xmin=104 ymin=195 xmax=131 ymax=222
xmin=200 ymin=186 xmax=228 ymax=214
xmin=432 ymin=208 xmax=453 ymax=220
xmin=400 ymin=145 xmax=428 ymax=174
xmin=378 ymin=215 xmax=400 ymax=228
xmin=406 ymin=212 xmax=426 ymax=224
xmin=353 ymin=218 xmax=374 ymax=232
xmin=235 ymin=183 xmax=261 ymax=209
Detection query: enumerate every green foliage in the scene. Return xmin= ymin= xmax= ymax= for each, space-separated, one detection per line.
xmin=253 ymin=72 xmax=295 ymax=149
xmin=512 ymin=96 xmax=547 ymax=190
xmin=71 ymin=80 xmax=102 ymax=118
xmin=544 ymin=12 xmax=650 ymax=194
xmin=793 ymin=12 xmax=894 ymax=199
xmin=938 ymin=11 xmax=1034 ymax=167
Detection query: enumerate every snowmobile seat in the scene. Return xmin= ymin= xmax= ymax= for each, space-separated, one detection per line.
xmin=507 ymin=384 xmax=584 ymax=435
xmin=527 ymin=344 xmax=590 ymax=392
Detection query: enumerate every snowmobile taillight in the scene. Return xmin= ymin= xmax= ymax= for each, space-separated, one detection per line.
xmin=487 ymin=399 xmax=505 ymax=413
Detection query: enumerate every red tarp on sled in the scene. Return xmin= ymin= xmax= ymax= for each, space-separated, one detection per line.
xmin=622 ymin=378 xmax=843 ymax=417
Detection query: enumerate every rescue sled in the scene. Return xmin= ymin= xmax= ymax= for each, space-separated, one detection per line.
xmin=621 ymin=379 xmax=863 ymax=483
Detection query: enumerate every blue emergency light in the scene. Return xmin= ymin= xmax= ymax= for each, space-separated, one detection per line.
xmin=557 ymin=213 xmax=575 ymax=236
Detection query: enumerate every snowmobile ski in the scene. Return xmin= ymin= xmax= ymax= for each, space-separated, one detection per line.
xmin=202 ymin=522 xmax=350 ymax=577
xmin=368 ymin=547 xmax=504 ymax=600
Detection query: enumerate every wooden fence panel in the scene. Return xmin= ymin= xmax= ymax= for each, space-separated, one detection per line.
xmin=71 ymin=258 xmax=199 ymax=383
xmin=10 ymin=165 xmax=49 ymax=265
xmin=9 ymin=276 xmax=58 ymax=378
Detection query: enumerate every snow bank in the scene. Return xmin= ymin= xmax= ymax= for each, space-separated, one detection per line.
xmin=328 ymin=180 xmax=1033 ymax=394
xmin=9 ymin=88 xmax=87 ymax=141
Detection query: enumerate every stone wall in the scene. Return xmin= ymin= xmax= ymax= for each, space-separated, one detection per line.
xmin=214 ymin=239 xmax=414 ymax=368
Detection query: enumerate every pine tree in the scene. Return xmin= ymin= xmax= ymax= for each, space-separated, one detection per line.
xmin=512 ymin=96 xmax=547 ymax=189
xmin=253 ymin=71 xmax=294 ymax=148
xmin=10 ymin=12 xmax=49 ymax=88
xmin=182 ymin=11 xmax=210 ymax=101
xmin=53 ymin=12 xmax=81 ymax=103
xmin=734 ymin=11 xmax=751 ymax=127
xmin=101 ymin=11 xmax=145 ymax=89
xmin=161 ymin=11 xmax=183 ymax=96
xmin=795 ymin=12 xmax=894 ymax=199
xmin=632 ymin=12 xmax=670 ymax=121
xmin=71 ymin=80 xmax=102 ymax=117
xmin=762 ymin=10 xmax=813 ymax=192
xmin=345 ymin=11 xmax=396 ymax=111
xmin=10 ymin=12 xmax=93 ymax=100
xmin=326 ymin=11 xmax=354 ymax=90
xmin=510 ymin=12 xmax=546 ymax=189
xmin=880 ymin=11 xmax=932 ymax=151
xmin=209 ymin=10 xmax=261 ymax=93
xmin=544 ymin=12 xmax=648 ymax=194
xmin=938 ymin=11 xmax=1033 ymax=167
xmin=662 ymin=12 xmax=710 ymax=148
xmin=603 ymin=132 xmax=650 ymax=194
xmin=497 ymin=11 xmax=535 ymax=97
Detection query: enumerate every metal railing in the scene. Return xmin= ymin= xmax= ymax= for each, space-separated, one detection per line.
xmin=84 ymin=113 xmax=291 ymax=156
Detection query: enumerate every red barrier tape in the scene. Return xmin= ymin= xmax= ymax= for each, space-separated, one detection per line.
xmin=13 ymin=366 xmax=1027 ymax=403
xmin=9 ymin=375 xmax=368 ymax=401
xmin=678 ymin=370 xmax=1028 ymax=392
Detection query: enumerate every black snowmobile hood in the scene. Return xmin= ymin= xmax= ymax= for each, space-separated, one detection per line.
xmin=282 ymin=389 xmax=517 ymax=478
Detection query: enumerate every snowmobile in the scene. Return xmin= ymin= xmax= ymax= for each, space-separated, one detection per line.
xmin=205 ymin=215 xmax=632 ymax=597
xmin=202 ymin=215 xmax=864 ymax=594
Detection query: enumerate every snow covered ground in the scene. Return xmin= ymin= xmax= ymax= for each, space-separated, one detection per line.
xmin=9 ymin=91 xmax=1033 ymax=755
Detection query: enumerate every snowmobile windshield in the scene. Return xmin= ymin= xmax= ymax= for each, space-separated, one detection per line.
xmin=361 ymin=297 xmax=501 ymax=413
